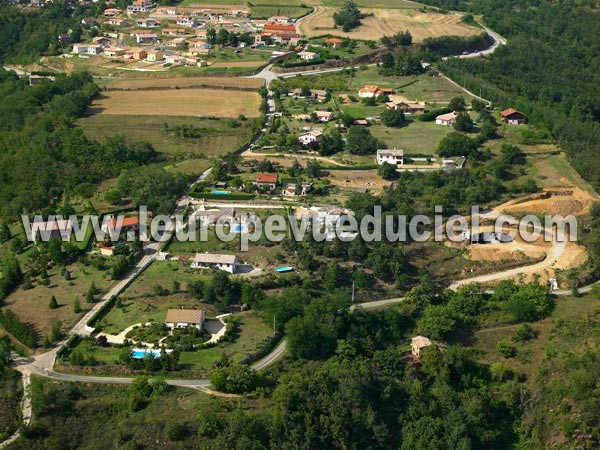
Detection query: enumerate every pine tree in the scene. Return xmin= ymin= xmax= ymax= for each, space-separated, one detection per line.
xmin=86 ymin=282 xmax=96 ymax=304
xmin=49 ymin=295 xmax=58 ymax=309
xmin=73 ymin=298 xmax=81 ymax=313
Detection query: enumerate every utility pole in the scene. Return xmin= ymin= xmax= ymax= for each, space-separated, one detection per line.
xmin=351 ymin=280 xmax=355 ymax=304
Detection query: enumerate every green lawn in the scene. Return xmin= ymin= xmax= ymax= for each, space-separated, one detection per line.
xmin=370 ymin=120 xmax=453 ymax=155
xmin=98 ymin=262 xmax=218 ymax=334
xmin=77 ymin=115 xmax=255 ymax=176
xmin=322 ymin=0 xmax=418 ymax=7
xmin=339 ymin=103 xmax=384 ymax=118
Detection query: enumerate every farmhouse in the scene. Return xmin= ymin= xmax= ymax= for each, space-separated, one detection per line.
xmin=315 ymin=110 xmax=334 ymax=122
xmin=165 ymin=309 xmax=205 ymax=330
xmin=500 ymin=108 xmax=527 ymax=125
xmin=435 ymin=111 xmax=458 ymax=126
xmin=256 ymin=173 xmax=279 ymax=191
xmin=190 ymin=253 xmax=238 ymax=273
xmin=386 ymin=97 xmax=425 ymax=114
xmin=411 ymin=336 xmax=432 ymax=359
xmin=255 ymin=32 xmax=302 ymax=46
xmin=298 ymin=130 xmax=323 ymax=146
xmin=196 ymin=207 xmax=236 ymax=226
xmin=127 ymin=0 xmax=152 ymax=13
xmin=324 ymin=37 xmax=343 ymax=48
xmin=376 ymin=149 xmax=404 ymax=166
xmin=136 ymin=33 xmax=157 ymax=44
xmin=298 ymin=50 xmax=318 ymax=60
xmin=358 ymin=84 xmax=379 ymax=98
xmin=264 ymin=23 xmax=296 ymax=33
xmin=164 ymin=53 xmax=182 ymax=64
xmin=81 ymin=17 xmax=97 ymax=28
xmin=166 ymin=37 xmax=186 ymax=49
xmin=282 ymin=182 xmax=312 ymax=196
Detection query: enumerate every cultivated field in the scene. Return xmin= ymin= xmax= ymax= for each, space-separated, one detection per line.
xmin=298 ymin=6 xmax=480 ymax=41
xmin=90 ymin=88 xmax=261 ymax=117
xmin=106 ymin=76 xmax=264 ymax=90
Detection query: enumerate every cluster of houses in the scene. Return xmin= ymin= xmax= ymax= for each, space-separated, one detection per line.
xmin=256 ymin=173 xmax=313 ymax=196
xmin=61 ymin=5 xmax=305 ymax=68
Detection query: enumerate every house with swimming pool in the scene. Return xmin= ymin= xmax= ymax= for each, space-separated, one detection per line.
xmin=165 ymin=309 xmax=205 ymax=330
xmin=191 ymin=253 xmax=238 ymax=274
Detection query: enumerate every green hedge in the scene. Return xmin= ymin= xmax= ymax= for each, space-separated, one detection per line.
xmin=277 ymin=58 xmax=327 ymax=68
xmin=419 ymin=107 xmax=453 ymax=122
xmin=321 ymin=164 xmax=378 ymax=171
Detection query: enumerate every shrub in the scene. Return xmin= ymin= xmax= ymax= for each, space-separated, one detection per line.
xmin=496 ymin=340 xmax=516 ymax=358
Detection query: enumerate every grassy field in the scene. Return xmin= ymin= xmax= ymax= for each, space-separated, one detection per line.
xmin=106 ymin=76 xmax=264 ymax=90
xmin=1 ymin=262 xmax=111 ymax=345
xmin=251 ymin=5 xmax=312 ymax=19
xmin=90 ymin=88 xmax=261 ymax=118
xmin=298 ymin=6 xmax=480 ymax=41
xmin=370 ymin=120 xmax=452 ymax=155
xmin=77 ymin=114 xmax=256 ymax=176
xmin=349 ymin=69 xmax=471 ymax=103
xmin=321 ymin=0 xmax=417 ymax=7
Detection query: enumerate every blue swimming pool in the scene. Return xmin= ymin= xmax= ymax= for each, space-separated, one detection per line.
xmin=275 ymin=266 xmax=294 ymax=273
xmin=131 ymin=349 xmax=160 ymax=359
xmin=211 ymin=190 xmax=230 ymax=195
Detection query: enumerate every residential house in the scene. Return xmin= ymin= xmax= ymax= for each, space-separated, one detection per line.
xmin=177 ymin=15 xmax=199 ymax=27
xmin=165 ymin=309 xmax=205 ymax=330
xmin=92 ymin=36 xmax=112 ymax=47
xmin=104 ymin=47 xmax=126 ymax=57
xmin=58 ymin=34 xmax=71 ymax=44
xmin=378 ymin=87 xmax=394 ymax=96
xmin=435 ymin=111 xmax=458 ymax=126
xmin=231 ymin=9 xmax=249 ymax=17
xmin=190 ymin=253 xmax=238 ymax=274
xmin=256 ymin=173 xmax=278 ymax=191
xmin=386 ymin=97 xmax=425 ymax=114
xmin=164 ymin=53 xmax=182 ymax=64
xmin=81 ymin=17 xmax=97 ymax=28
xmin=166 ymin=37 xmax=186 ymax=49
xmin=108 ymin=18 xmax=126 ymax=26
xmin=268 ymin=15 xmax=291 ymax=24
xmin=282 ymin=182 xmax=312 ymax=196
xmin=188 ymin=44 xmax=211 ymax=55
xmin=127 ymin=0 xmax=153 ymax=13
xmin=324 ymin=37 xmax=343 ymax=48
xmin=315 ymin=110 xmax=334 ymax=122
xmin=162 ymin=28 xmax=186 ymax=36
xmin=500 ymin=108 xmax=526 ymax=125
xmin=136 ymin=18 xmax=159 ymax=28
xmin=358 ymin=84 xmax=379 ymax=98
xmin=146 ymin=50 xmax=163 ymax=61
xmin=136 ymin=33 xmax=157 ymax=44
xmin=101 ymin=215 xmax=140 ymax=237
xmin=196 ymin=207 xmax=235 ymax=226
xmin=72 ymin=44 xmax=104 ymax=55
xmin=298 ymin=50 xmax=318 ymax=61
xmin=30 ymin=0 xmax=47 ymax=8
xmin=354 ymin=119 xmax=369 ymax=126
xmin=196 ymin=30 xmax=208 ymax=40
xmin=103 ymin=8 xmax=121 ymax=17
xmin=255 ymin=32 xmax=301 ymax=46
xmin=126 ymin=49 xmax=148 ymax=59
xmin=311 ymin=89 xmax=328 ymax=101
xmin=411 ymin=336 xmax=432 ymax=359
xmin=298 ymin=130 xmax=323 ymax=146
xmin=376 ymin=149 xmax=404 ymax=166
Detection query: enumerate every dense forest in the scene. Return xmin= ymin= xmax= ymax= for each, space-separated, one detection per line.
xmin=440 ymin=0 xmax=600 ymax=189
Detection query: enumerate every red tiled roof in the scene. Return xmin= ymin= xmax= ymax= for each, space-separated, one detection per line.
xmin=112 ymin=217 xmax=139 ymax=228
xmin=257 ymin=173 xmax=278 ymax=183
xmin=500 ymin=108 xmax=524 ymax=117
xmin=264 ymin=24 xmax=296 ymax=32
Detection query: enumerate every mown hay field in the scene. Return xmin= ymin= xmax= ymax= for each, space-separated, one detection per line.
xmin=298 ymin=7 xmax=480 ymax=42
xmin=90 ymin=88 xmax=261 ymax=117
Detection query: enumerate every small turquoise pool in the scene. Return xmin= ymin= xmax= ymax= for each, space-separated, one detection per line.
xmin=131 ymin=349 xmax=160 ymax=359
xmin=275 ymin=266 xmax=294 ymax=273
xmin=211 ymin=190 xmax=230 ymax=195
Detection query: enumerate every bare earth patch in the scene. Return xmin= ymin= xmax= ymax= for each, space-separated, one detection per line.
xmin=495 ymin=185 xmax=598 ymax=217
xmin=298 ymin=7 xmax=480 ymax=41
xmin=90 ymin=88 xmax=261 ymax=118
